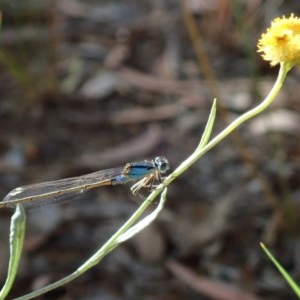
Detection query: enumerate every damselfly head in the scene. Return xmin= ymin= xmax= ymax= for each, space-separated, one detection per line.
xmin=154 ymin=156 xmax=169 ymax=173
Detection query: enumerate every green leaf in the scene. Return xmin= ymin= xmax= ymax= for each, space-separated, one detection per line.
xmin=261 ymin=242 xmax=300 ymax=298
xmin=0 ymin=205 xmax=26 ymax=300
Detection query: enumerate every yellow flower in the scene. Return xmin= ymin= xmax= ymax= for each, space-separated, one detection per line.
xmin=257 ymin=14 xmax=300 ymax=67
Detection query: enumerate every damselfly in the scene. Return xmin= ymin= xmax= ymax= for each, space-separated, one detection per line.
xmin=0 ymin=156 xmax=169 ymax=208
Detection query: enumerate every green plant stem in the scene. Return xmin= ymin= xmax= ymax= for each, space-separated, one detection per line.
xmin=124 ymin=62 xmax=289 ymax=231
xmin=13 ymin=189 xmax=168 ymax=300
xmin=157 ymin=62 xmax=290 ymax=189
xmin=13 ymin=62 xmax=290 ymax=300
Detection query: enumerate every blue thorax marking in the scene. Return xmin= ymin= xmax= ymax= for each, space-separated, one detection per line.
xmin=110 ymin=156 xmax=170 ymax=186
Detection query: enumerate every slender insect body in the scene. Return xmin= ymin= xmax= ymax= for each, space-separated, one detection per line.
xmin=0 ymin=156 xmax=170 ymax=208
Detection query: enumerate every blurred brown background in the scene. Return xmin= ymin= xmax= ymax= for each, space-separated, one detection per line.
xmin=0 ymin=1 xmax=300 ymax=299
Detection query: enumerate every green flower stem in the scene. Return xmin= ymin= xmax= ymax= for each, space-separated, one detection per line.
xmin=154 ymin=62 xmax=290 ymax=192
xmin=13 ymin=62 xmax=290 ymax=300
xmin=128 ymin=62 xmax=290 ymax=226
xmin=14 ymin=189 xmax=168 ymax=300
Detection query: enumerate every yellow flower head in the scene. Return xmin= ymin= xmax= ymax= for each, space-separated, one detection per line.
xmin=257 ymin=14 xmax=300 ymax=67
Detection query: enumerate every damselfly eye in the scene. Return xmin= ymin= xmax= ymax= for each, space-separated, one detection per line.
xmin=154 ymin=156 xmax=170 ymax=173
